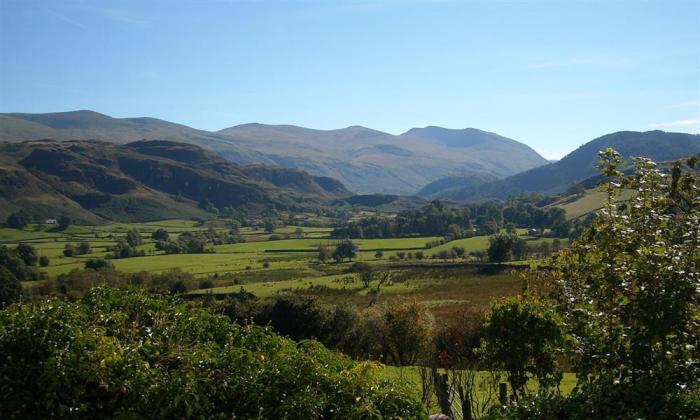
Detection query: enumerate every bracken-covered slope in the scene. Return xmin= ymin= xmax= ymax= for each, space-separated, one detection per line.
xmin=428 ymin=131 xmax=700 ymax=200
xmin=0 ymin=139 xmax=350 ymax=223
xmin=0 ymin=111 xmax=549 ymax=195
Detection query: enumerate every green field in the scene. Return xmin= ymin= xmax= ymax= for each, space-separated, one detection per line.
xmin=5 ymin=219 xmax=568 ymax=323
xmin=550 ymin=188 xmax=635 ymax=220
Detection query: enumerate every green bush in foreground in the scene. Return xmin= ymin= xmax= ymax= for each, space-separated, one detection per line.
xmin=0 ymin=287 xmax=425 ymax=419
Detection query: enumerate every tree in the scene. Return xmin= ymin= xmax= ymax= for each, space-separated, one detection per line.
xmin=263 ymin=218 xmax=275 ymax=233
xmin=551 ymin=219 xmax=570 ymax=237
xmin=63 ymin=244 xmax=76 ymax=257
xmin=6 ymin=211 xmax=29 ymax=229
xmin=374 ymin=250 xmax=384 ymax=259
xmin=481 ymin=296 xmax=564 ymax=401
xmin=126 ymin=229 xmax=141 ymax=247
xmin=0 ymin=266 xmax=22 ymax=308
xmin=0 ymin=245 xmax=38 ymax=282
xmin=333 ymin=239 xmax=358 ymax=262
xmin=84 ymin=258 xmax=114 ymax=270
xmin=39 ymin=256 xmax=50 ymax=267
xmin=352 ymin=262 xmax=373 ymax=288
xmin=487 ymin=232 xmax=518 ymax=262
xmin=15 ymin=244 xmax=38 ymax=266
xmin=57 ymin=215 xmax=71 ymax=230
xmin=380 ymin=299 xmax=435 ymax=366
xmin=152 ymin=228 xmax=169 ymax=241
xmin=317 ymin=244 xmax=332 ymax=263
xmin=548 ymin=150 xmax=700 ymax=417
xmin=77 ymin=241 xmax=92 ymax=255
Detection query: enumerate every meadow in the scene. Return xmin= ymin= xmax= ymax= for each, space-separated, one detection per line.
xmin=4 ymin=218 xmax=561 ymax=324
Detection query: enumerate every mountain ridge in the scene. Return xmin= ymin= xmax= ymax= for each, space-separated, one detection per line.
xmin=1 ymin=110 xmax=549 ymax=195
xmin=424 ymin=130 xmax=700 ymax=200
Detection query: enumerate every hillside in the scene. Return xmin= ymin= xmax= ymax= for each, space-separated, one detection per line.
xmin=0 ymin=111 xmax=548 ymax=195
xmin=417 ymin=172 xmax=498 ymax=198
xmin=428 ymin=131 xmax=700 ymax=200
xmin=0 ymin=139 xmax=350 ymax=223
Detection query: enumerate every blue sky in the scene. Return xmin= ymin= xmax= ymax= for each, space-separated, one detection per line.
xmin=1 ymin=0 xmax=698 ymax=159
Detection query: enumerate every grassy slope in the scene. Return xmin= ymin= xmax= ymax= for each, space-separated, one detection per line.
xmin=549 ymin=188 xmax=634 ymax=220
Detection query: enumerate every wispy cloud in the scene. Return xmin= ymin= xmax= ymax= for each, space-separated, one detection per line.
xmin=527 ymin=57 xmax=600 ymax=69
xmin=44 ymin=8 xmax=86 ymax=29
xmin=526 ymin=52 xmax=638 ymax=70
xmin=81 ymin=5 xmax=148 ymax=26
xmin=648 ymin=118 xmax=699 ymax=129
xmin=667 ymin=99 xmax=700 ymax=109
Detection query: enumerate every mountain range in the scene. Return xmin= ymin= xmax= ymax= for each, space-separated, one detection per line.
xmin=0 ymin=111 xmax=548 ymax=195
xmin=2 ymin=111 xmax=699 ymax=213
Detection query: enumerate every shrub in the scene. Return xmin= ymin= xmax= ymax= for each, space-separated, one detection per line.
xmin=84 ymin=258 xmax=115 ymax=270
xmin=15 ymin=244 xmax=38 ymax=266
xmin=0 ymin=287 xmax=425 ymax=418
xmin=199 ymin=279 xmax=215 ymax=289
xmin=6 ymin=211 xmax=29 ymax=229
xmin=0 ymin=267 xmax=22 ymax=308
xmin=39 ymin=256 xmax=50 ymax=267
xmin=481 ymin=296 xmax=564 ymax=400
xmin=63 ymin=243 xmax=76 ymax=257
xmin=77 ymin=241 xmax=92 ymax=255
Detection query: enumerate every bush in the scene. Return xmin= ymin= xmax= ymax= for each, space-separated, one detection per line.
xmin=199 ymin=279 xmax=215 ymax=289
xmin=6 ymin=211 xmax=29 ymax=229
xmin=84 ymin=258 xmax=115 ymax=270
xmin=0 ymin=287 xmax=425 ymax=418
xmin=63 ymin=243 xmax=76 ymax=257
xmin=0 ymin=267 xmax=22 ymax=308
xmin=481 ymin=296 xmax=564 ymax=399
xmin=39 ymin=256 xmax=50 ymax=267
xmin=15 ymin=244 xmax=38 ymax=266
xmin=77 ymin=241 xmax=92 ymax=255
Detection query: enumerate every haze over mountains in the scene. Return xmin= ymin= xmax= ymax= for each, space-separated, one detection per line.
xmin=423 ymin=131 xmax=700 ymax=200
xmin=0 ymin=110 xmax=548 ymax=195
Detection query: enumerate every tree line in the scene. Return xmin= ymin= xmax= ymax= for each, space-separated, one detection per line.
xmin=331 ymin=199 xmax=570 ymax=240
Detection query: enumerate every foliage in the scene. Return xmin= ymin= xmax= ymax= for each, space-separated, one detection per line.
xmin=39 ymin=255 xmax=50 ymax=267
xmin=481 ymin=295 xmax=564 ymax=400
xmin=317 ymin=244 xmax=332 ymax=263
xmin=495 ymin=150 xmax=700 ymax=418
xmin=155 ymin=229 xmax=241 ymax=255
xmin=151 ymin=228 xmax=169 ymax=241
xmin=77 ymin=241 xmax=92 ymax=255
xmin=58 ymin=215 xmax=71 ymax=229
xmin=0 ymin=245 xmax=38 ymax=283
xmin=6 ymin=211 xmax=29 ymax=229
xmin=63 ymin=243 xmax=76 ymax=257
xmin=333 ymin=239 xmax=358 ymax=262
xmin=545 ymin=150 xmax=700 ymax=418
xmin=125 ymin=228 xmax=142 ymax=247
xmin=15 ymin=243 xmax=38 ymax=266
xmin=0 ymin=287 xmax=425 ymax=418
xmin=487 ymin=232 xmax=523 ymax=263
xmin=110 ymin=239 xmax=145 ymax=259
xmin=354 ymin=299 xmax=435 ymax=366
xmin=85 ymin=258 xmax=115 ymax=270
xmin=0 ymin=267 xmax=22 ymax=308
